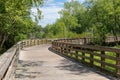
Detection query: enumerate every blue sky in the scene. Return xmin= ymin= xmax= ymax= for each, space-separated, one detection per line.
xmin=31 ymin=0 xmax=85 ymax=27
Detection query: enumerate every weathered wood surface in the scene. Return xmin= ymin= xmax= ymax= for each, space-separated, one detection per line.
xmin=0 ymin=45 xmax=18 ymax=80
xmin=14 ymin=45 xmax=115 ymax=80
xmin=56 ymin=36 xmax=120 ymax=44
xmin=52 ymin=39 xmax=120 ymax=77
xmin=0 ymin=39 xmax=52 ymax=80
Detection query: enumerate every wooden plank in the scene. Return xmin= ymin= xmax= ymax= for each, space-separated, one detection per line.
xmin=101 ymin=51 xmax=105 ymax=70
xmin=116 ymin=53 xmax=120 ymax=75
xmin=55 ymin=41 xmax=120 ymax=53
xmin=0 ymin=45 xmax=17 ymax=80
xmin=90 ymin=51 xmax=94 ymax=66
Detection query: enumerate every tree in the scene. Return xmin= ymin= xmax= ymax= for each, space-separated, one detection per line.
xmin=0 ymin=0 xmax=43 ymax=52
xmin=43 ymin=0 xmax=120 ymax=45
xmin=85 ymin=0 xmax=120 ymax=45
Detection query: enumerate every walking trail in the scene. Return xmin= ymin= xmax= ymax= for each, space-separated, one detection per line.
xmin=14 ymin=45 xmax=115 ymax=80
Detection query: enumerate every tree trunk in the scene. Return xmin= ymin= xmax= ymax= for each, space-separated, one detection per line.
xmin=113 ymin=0 xmax=118 ymax=42
xmin=0 ymin=34 xmax=8 ymax=48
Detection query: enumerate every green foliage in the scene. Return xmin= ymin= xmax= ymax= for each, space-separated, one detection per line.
xmin=0 ymin=0 xmax=43 ymax=53
xmin=15 ymin=34 xmax=27 ymax=41
xmin=44 ymin=0 xmax=120 ymax=45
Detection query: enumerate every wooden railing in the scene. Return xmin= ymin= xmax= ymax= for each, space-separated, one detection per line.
xmin=52 ymin=40 xmax=120 ymax=77
xmin=56 ymin=38 xmax=93 ymax=44
xmin=0 ymin=43 xmax=20 ymax=80
xmin=0 ymin=39 xmax=52 ymax=80
xmin=21 ymin=39 xmax=52 ymax=48
xmin=56 ymin=36 xmax=120 ymax=45
xmin=106 ymin=36 xmax=120 ymax=43
xmin=0 ymin=37 xmax=120 ymax=80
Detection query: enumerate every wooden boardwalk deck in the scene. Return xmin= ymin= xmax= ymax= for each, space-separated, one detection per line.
xmin=14 ymin=45 xmax=115 ymax=80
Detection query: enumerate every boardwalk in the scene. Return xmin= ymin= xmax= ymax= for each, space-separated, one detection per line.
xmin=14 ymin=45 xmax=115 ymax=80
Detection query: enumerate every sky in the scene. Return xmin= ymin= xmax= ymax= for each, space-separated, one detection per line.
xmin=31 ymin=0 xmax=85 ymax=27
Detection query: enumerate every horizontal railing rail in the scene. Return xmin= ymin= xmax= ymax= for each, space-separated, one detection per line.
xmin=52 ymin=40 xmax=120 ymax=77
xmin=21 ymin=39 xmax=53 ymax=48
xmin=0 ymin=39 xmax=52 ymax=80
xmin=55 ymin=36 xmax=120 ymax=45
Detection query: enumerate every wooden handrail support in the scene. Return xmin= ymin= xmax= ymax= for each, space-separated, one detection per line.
xmin=52 ymin=40 xmax=120 ymax=77
xmin=0 ymin=39 xmax=52 ymax=80
xmin=55 ymin=36 xmax=120 ymax=44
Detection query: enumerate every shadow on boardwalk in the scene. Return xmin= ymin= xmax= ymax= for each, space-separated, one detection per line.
xmin=15 ymin=60 xmax=44 ymax=79
xmin=48 ymin=47 xmax=116 ymax=80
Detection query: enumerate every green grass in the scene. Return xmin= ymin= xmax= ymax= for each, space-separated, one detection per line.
xmin=85 ymin=59 xmax=90 ymax=63
xmin=78 ymin=56 xmax=82 ymax=60
xmin=78 ymin=52 xmax=82 ymax=55
xmin=105 ymin=58 xmax=116 ymax=64
xmin=94 ymin=51 xmax=101 ymax=54
xmin=114 ymin=45 xmax=120 ymax=48
xmin=85 ymin=53 xmax=90 ymax=57
xmin=94 ymin=56 xmax=101 ymax=60
xmin=105 ymin=65 xmax=116 ymax=72
xmin=94 ymin=61 xmax=101 ymax=67
xmin=105 ymin=52 xmax=116 ymax=57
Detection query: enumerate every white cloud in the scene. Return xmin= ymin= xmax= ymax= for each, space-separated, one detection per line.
xmin=67 ymin=0 xmax=85 ymax=3
xmin=39 ymin=5 xmax=62 ymax=27
xmin=38 ymin=1 xmax=64 ymax=27
xmin=31 ymin=8 xmax=37 ymax=14
xmin=44 ymin=0 xmax=54 ymax=4
xmin=31 ymin=2 xmax=62 ymax=27
xmin=79 ymin=0 xmax=85 ymax=3
xmin=47 ymin=0 xmax=54 ymax=2
xmin=31 ymin=0 xmax=85 ymax=27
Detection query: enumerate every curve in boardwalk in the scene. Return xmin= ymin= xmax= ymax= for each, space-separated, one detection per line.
xmin=15 ymin=45 xmax=115 ymax=80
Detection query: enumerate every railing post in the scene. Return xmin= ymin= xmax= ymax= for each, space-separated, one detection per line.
xmin=64 ymin=44 xmax=66 ymax=54
xmin=42 ymin=39 xmax=43 ymax=44
xmin=61 ymin=43 xmax=64 ymax=54
xmin=46 ymin=39 xmax=48 ymax=44
xmin=116 ymin=53 xmax=120 ymax=76
xmin=56 ymin=42 xmax=58 ymax=52
xmin=84 ymin=38 xmax=86 ymax=44
xmin=75 ymin=51 xmax=78 ymax=61
xmin=27 ymin=41 xmax=30 ymax=47
xmin=55 ymin=42 xmax=57 ymax=52
xmin=37 ymin=39 xmax=39 ymax=45
xmin=34 ymin=39 xmax=35 ymax=45
xmin=90 ymin=51 xmax=93 ymax=66
xmin=101 ymin=51 xmax=105 ymax=71
xmin=27 ymin=41 xmax=29 ymax=47
xmin=70 ymin=46 xmax=73 ymax=56
xmin=63 ymin=44 xmax=65 ymax=54
xmin=22 ymin=41 xmax=24 ymax=48
xmin=45 ymin=39 xmax=47 ymax=44
xmin=66 ymin=44 xmax=70 ymax=56
xmin=30 ymin=40 xmax=32 ymax=46
xmin=82 ymin=50 xmax=85 ymax=62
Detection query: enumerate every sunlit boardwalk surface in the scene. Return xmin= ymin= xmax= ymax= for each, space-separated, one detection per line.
xmin=14 ymin=45 xmax=115 ymax=80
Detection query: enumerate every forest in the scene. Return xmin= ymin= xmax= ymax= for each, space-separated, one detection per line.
xmin=43 ymin=0 xmax=120 ymax=43
xmin=0 ymin=0 xmax=120 ymax=53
